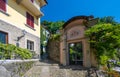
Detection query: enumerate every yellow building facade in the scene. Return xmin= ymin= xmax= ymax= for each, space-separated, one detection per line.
xmin=0 ymin=0 xmax=47 ymax=58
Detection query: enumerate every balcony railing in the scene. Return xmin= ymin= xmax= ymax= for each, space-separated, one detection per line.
xmin=16 ymin=0 xmax=44 ymax=17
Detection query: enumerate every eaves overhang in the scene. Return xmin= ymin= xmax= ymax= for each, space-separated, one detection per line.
xmin=16 ymin=0 xmax=43 ymax=17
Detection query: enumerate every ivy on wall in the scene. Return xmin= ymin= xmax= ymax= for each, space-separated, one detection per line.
xmin=85 ymin=23 xmax=120 ymax=65
xmin=50 ymin=34 xmax=61 ymax=41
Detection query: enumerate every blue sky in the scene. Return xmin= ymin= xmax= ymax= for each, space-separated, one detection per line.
xmin=41 ymin=0 xmax=120 ymax=22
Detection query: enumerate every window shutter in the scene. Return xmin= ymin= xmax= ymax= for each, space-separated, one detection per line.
xmin=31 ymin=0 xmax=34 ymax=3
xmin=0 ymin=0 xmax=6 ymax=12
xmin=26 ymin=12 xmax=34 ymax=28
xmin=26 ymin=12 xmax=29 ymax=25
xmin=26 ymin=12 xmax=30 ymax=26
xmin=31 ymin=16 xmax=34 ymax=28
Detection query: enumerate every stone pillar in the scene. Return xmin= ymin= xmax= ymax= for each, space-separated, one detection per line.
xmin=90 ymin=48 xmax=97 ymax=67
xmin=63 ymin=33 xmax=67 ymax=66
xmin=83 ymin=38 xmax=91 ymax=67
xmin=60 ymin=30 xmax=67 ymax=66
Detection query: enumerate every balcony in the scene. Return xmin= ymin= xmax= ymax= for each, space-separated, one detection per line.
xmin=16 ymin=0 xmax=44 ymax=17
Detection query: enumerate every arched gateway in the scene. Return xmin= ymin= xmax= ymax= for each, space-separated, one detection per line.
xmin=60 ymin=16 xmax=98 ymax=67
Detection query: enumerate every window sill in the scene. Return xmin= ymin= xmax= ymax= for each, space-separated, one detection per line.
xmin=25 ymin=24 xmax=36 ymax=31
xmin=0 ymin=9 xmax=10 ymax=16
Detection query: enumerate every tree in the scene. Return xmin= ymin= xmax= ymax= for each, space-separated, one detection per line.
xmin=98 ymin=16 xmax=117 ymax=25
xmin=41 ymin=21 xmax=65 ymax=57
xmin=85 ymin=23 xmax=120 ymax=65
xmin=40 ymin=27 xmax=47 ymax=45
xmin=41 ymin=20 xmax=65 ymax=34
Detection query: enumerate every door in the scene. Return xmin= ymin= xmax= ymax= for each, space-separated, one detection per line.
xmin=69 ymin=42 xmax=83 ymax=65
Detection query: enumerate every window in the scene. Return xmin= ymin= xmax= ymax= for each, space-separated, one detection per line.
xmin=0 ymin=31 xmax=8 ymax=44
xmin=31 ymin=0 xmax=33 ymax=3
xmin=27 ymin=40 xmax=34 ymax=51
xmin=26 ymin=12 xmax=34 ymax=28
xmin=0 ymin=0 xmax=6 ymax=12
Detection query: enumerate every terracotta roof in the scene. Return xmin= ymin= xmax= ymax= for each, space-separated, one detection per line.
xmin=62 ymin=15 xmax=94 ymax=28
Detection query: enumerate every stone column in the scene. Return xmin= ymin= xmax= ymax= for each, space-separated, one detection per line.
xmin=60 ymin=30 xmax=67 ymax=66
xmin=84 ymin=38 xmax=91 ymax=67
xmin=63 ymin=33 xmax=67 ymax=65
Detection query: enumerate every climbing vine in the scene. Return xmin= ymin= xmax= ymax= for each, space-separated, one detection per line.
xmin=50 ymin=34 xmax=61 ymax=41
xmin=0 ymin=43 xmax=32 ymax=59
xmin=85 ymin=23 xmax=120 ymax=65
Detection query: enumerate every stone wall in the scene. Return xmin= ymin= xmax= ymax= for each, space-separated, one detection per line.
xmin=0 ymin=59 xmax=38 ymax=77
xmin=0 ymin=19 xmax=40 ymax=58
xmin=47 ymin=39 xmax=60 ymax=63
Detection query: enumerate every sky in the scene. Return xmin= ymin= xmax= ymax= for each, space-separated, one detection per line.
xmin=41 ymin=0 xmax=120 ymax=22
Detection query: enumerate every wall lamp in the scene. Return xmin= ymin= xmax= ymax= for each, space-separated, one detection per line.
xmin=17 ymin=30 xmax=27 ymax=41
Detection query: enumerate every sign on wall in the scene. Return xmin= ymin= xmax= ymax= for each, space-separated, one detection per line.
xmin=67 ymin=26 xmax=85 ymax=41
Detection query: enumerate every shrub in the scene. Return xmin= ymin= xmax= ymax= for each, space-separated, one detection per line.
xmin=0 ymin=43 xmax=32 ymax=59
xmin=85 ymin=23 xmax=120 ymax=65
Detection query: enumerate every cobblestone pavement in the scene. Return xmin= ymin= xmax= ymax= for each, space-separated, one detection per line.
xmin=23 ymin=61 xmax=89 ymax=77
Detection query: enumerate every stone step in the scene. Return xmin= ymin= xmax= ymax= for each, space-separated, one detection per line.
xmin=49 ymin=66 xmax=88 ymax=77
xmin=24 ymin=62 xmax=88 ymax=77
xmin=24 ymin=66 xmax=88 ymax=77
xmin=23 ymin=61 xmax=98 ymax=77
xmin=34 ymin=60 xmax=59 ymax=66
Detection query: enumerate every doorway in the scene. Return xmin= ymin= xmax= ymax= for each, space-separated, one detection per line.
xmin=69 ymin=42 xmax=83 ymax=65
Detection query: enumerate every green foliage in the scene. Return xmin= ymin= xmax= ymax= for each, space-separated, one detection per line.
xmin=42 ymin=20 xmax=65 ymax=34
xmin=41 ymin=20 xmax=65 ymax=42
xmin=100 ymin=55 xmax=110 ymax=65
xmin=70 ymin=48 xmax=75 ymax=54
xmin=98 ymin=16 xmax=117 ymax=24
xmin=40 ymin=27 xmax=47 ymax=45
xmin=15 ymin=47 xmax=32 ymax=59
xmin=0 ymin=43 xmax=32 ymax=59
xmin=85 ymin=23 xmax=120 ymax=65
xmin=116 ymin=62 xmax=120 ymax=66
xmin=50 ymin=34 xmax=61 ymax=41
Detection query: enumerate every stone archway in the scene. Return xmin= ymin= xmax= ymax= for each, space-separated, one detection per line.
xmin=60 ymin=16 xmax=98 ymax=67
